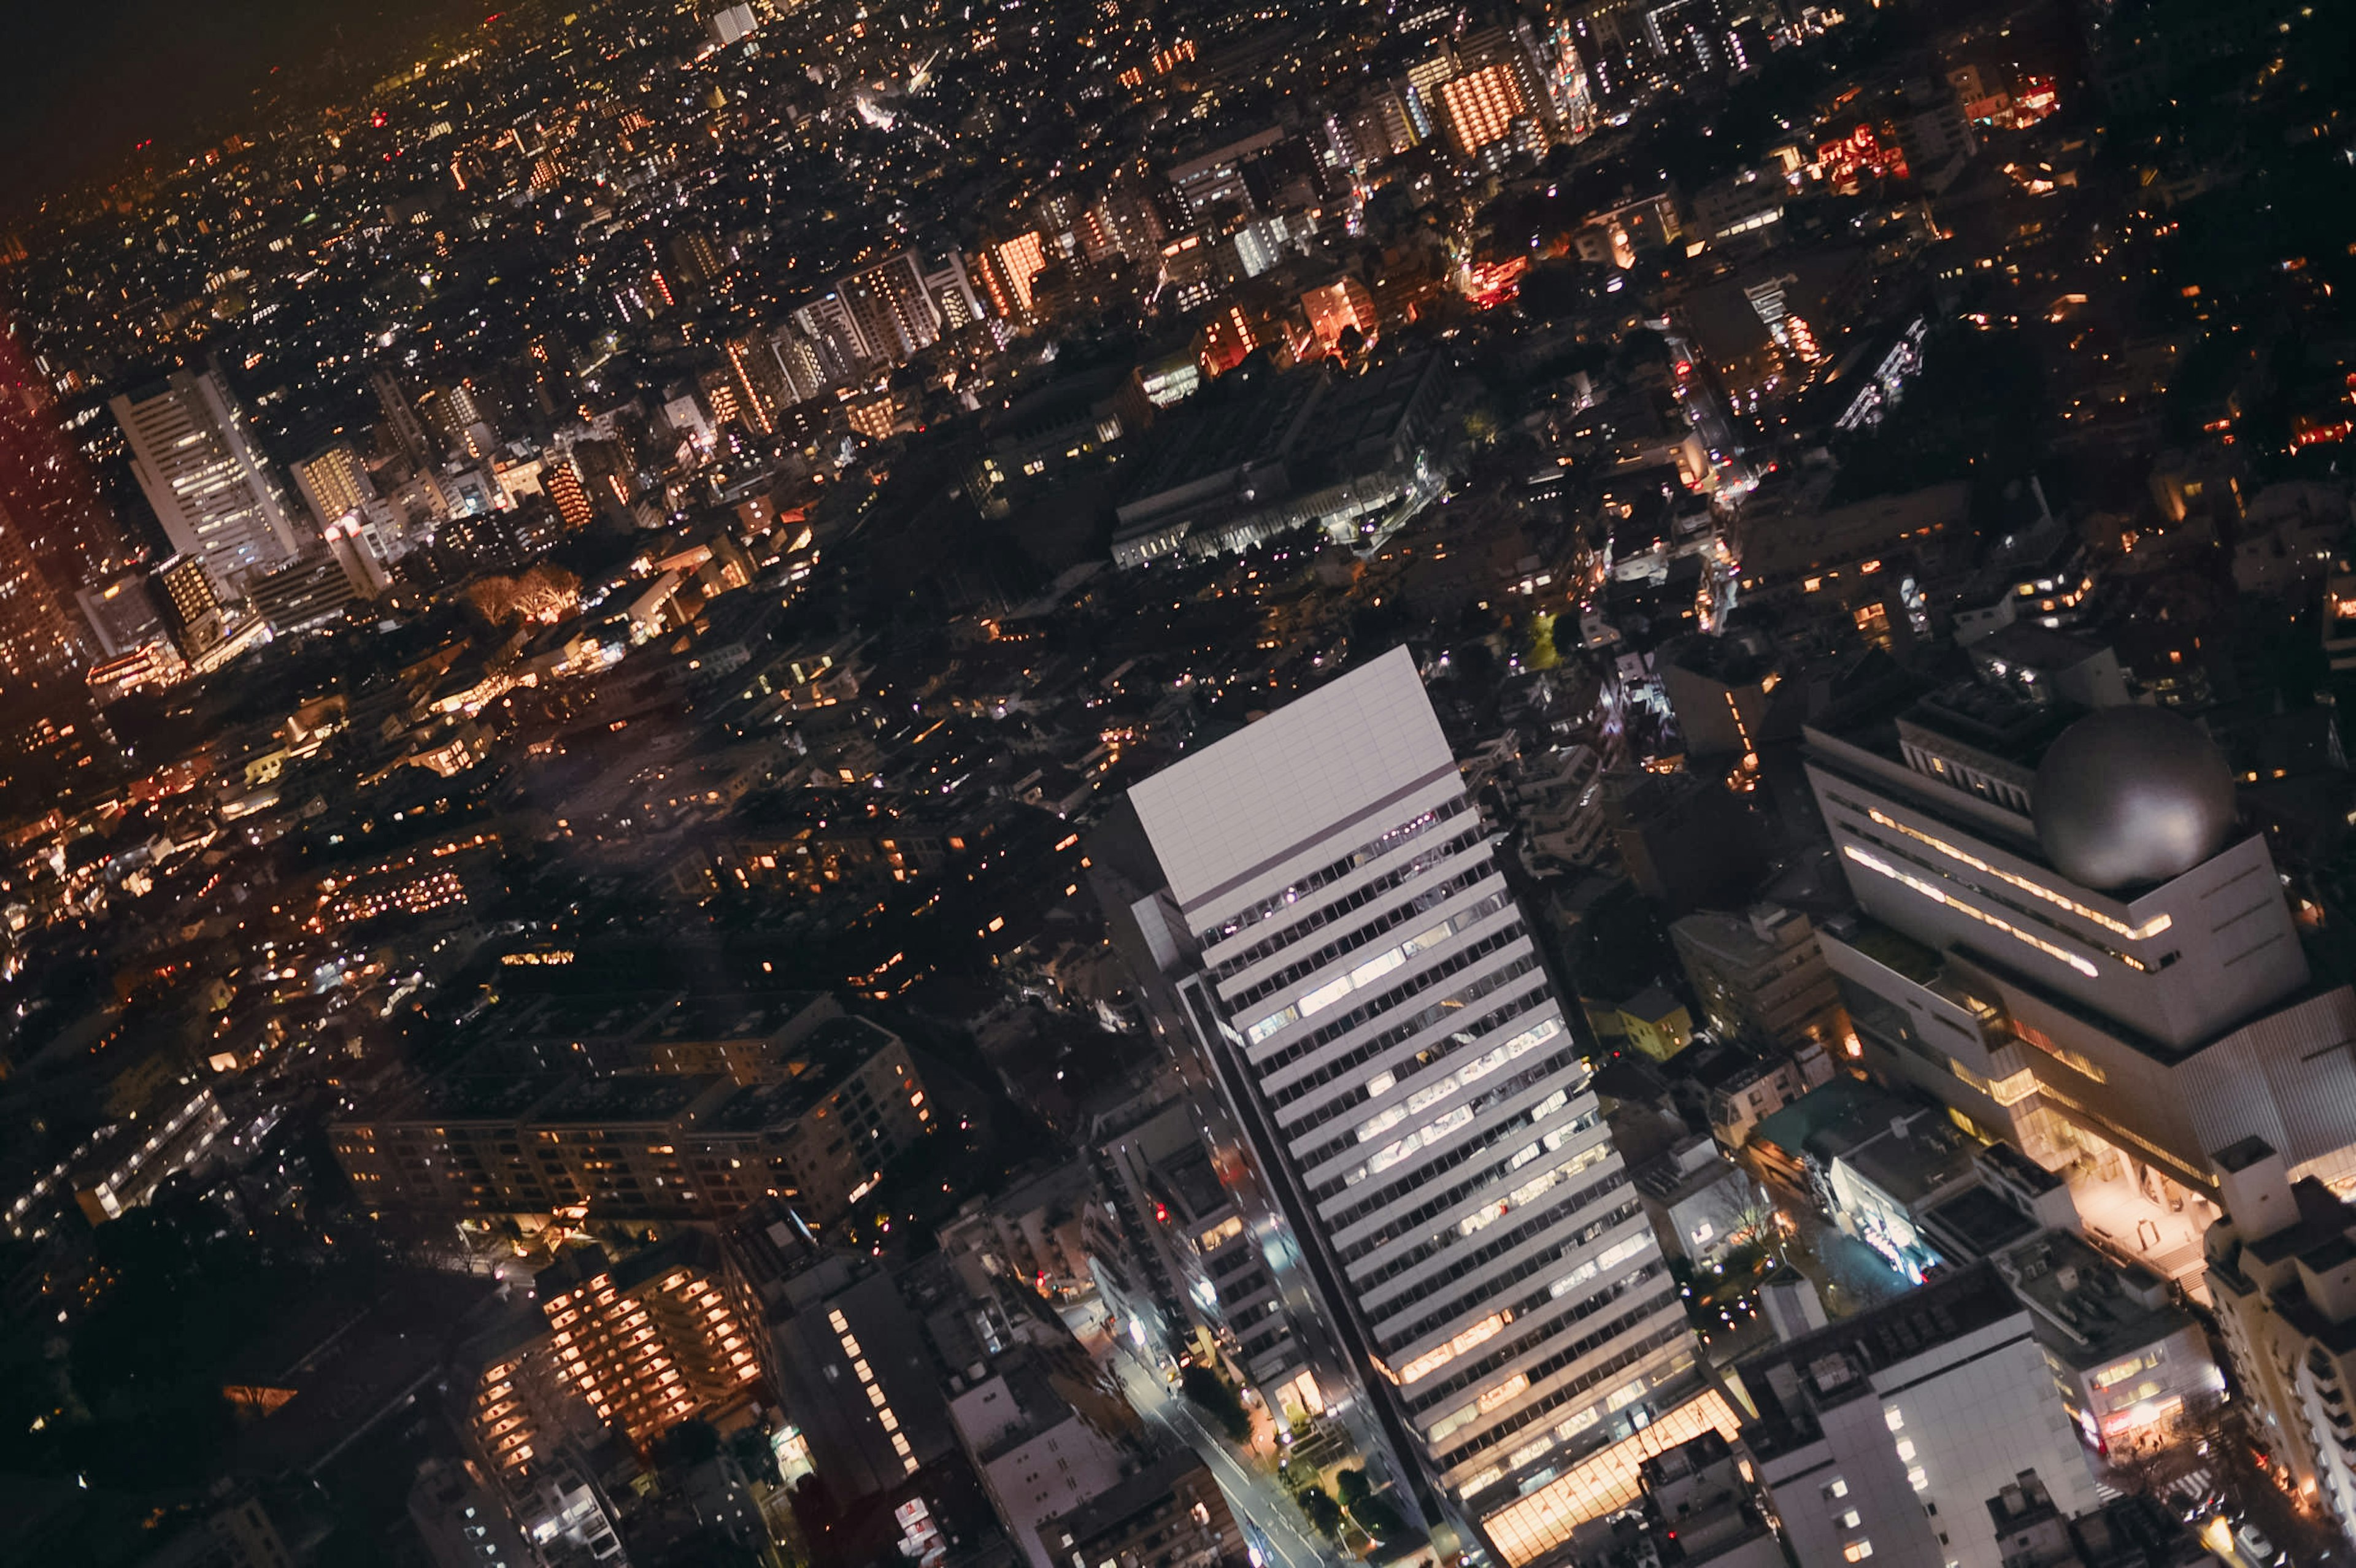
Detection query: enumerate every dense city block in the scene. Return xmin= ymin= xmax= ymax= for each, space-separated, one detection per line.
xmin=0 ymin=0 xmax=2351 ymax=1566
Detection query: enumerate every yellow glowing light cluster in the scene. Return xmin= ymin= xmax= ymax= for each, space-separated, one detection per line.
xmin=830 ymin=1307 xmax=920 ymax=1474
xmin=1393 ymin=1310 xmax=1511 ymax=1386
xmin=1865 ymin=810 xmax=2172 ymax=940
xmin=1843 ymin=845 xmax=2099 ymax=978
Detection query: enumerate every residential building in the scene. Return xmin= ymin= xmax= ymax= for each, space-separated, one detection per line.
xmin=534 ymin=1232 xmax=763 ymax=1446
xmin=1670 ymin=904 xmax=1847 ymax=1059
xmin=288 ymin=442 xmax=376 ymax=530
xmin=409 ymin=1458 xmax=537 ymax=1568
xmin=1436 ymin=60 xmax=1538 ymax=160
xmin=1126 ymin=648 xmax=1728 ymax=1564
xmin=331 ymin=1013 xmax=932 ymax=1224
xmin=2201 ymin=1136 xmax=2356 ymax=1537
xmin=941 ymin=1160 xmax=1099 ymax=1303
xmin=722 ymin=1203 xmax=957 ymax=1502
xmin=1630 ymin=1135 xmax=1773 ymax=1272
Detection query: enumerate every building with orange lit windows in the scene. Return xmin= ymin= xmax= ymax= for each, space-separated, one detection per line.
xmin=723 ymin=1199 xmax=961 ymax=1504
xmin=1301 ymin=278 xmax=1377 ymax=353
xmin=977 ymin=233 xmax=1050 ymax=320
xmin=536 ymin=1235 xmax=763 ymax=1446
xmin=331 ymin=1013 xmax=933 ymax=1224
xmin=1128 ymin=650 xmax=1723 ymax=1563
xmin=1436 ymin=61 xmax=1534 ymax=159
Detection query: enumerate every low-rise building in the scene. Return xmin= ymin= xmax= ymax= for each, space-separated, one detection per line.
xmin=1995 ymin=1229 xmax=2220 ymax=1454
xmin=1632 ymin=1135 xmax=1773 ymax=1272
xmin=1671 ymin=904 xmax=1848 ymax=1061
xmin=1984 ymin=1467 xmax=2214 ymax=1567
xmin=1039 ymin=1450 xmax=1245 ymax=1568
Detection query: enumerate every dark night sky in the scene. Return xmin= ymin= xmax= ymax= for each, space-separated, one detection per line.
xmin=0 ymin=0 xmax=493 ymax=215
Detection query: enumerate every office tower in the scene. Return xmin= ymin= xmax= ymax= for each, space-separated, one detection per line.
xmin=1739 ymin=1261 xmax=2100 ymax=1568
xmin=288 ymin=442 xmax=376 ymax=529
xmin=75 ymin=574 xmax=164 ymax=659
xmin=1126 ymin=648 xmax=1721 ymax=1565
xmin=0 ymin=499 xmax=86 ymax=682
xmin=371 ymin=368 xmax=434 ymax=464
xmin=0 ymin=319 xmax=129 ymax=594
xmin=112 ymin=370 xmax=301 ymax=598
xmin=152 ymin=553 xmax=225 ymax=655
xmin=2203 ymin=1137 xmax=2356 ymax=1537
xmin=1807 ymin=686 xmax=2356 ymax=1287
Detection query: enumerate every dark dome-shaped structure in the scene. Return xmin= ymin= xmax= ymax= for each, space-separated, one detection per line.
xmin=2032 ymin=705 xmax=2235 ymax=891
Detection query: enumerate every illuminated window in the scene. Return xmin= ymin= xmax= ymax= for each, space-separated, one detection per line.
xmin=1843 ymin=1543 xmax=1874 ymax=1562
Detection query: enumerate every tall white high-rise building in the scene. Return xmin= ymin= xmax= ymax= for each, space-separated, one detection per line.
xmin=112 ymin=371 xmax=300 ymax=597
xmin=1126 ymin=648 xmax=1727 ymax=1566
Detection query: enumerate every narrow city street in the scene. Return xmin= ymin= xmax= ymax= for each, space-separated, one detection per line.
xmin=1102 ymin=1344 xmax=1346 ymax=1568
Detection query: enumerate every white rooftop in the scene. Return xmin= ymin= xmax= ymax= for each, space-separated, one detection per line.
xmin=1128 ymin=645 xmax=1458 ymax=915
